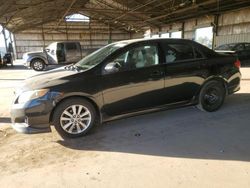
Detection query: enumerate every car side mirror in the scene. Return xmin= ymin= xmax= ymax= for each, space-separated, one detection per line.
xmin=104 ymin=62 xmax=121 ymax=74
xmin=51 ymin=50 xmax=55 ymax=55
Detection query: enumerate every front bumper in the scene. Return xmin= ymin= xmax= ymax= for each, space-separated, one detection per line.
xmin=10 ymin=96 xmax=54 ymax=134
xmin=23 ymin=60 xmax=31 ymax=68
xmin=11 ymin=123 xmax=51 ymax=134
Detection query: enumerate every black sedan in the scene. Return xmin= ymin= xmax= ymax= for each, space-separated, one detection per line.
xmin=215 ymin=42 xmax=250 ymax=66
xmin=11 ymin=38 xmax=241 ymax=137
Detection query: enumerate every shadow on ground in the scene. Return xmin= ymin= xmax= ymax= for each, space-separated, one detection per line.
xmin=0 ymin=65 xmax=28 ymax=70
xmin=57 ymin=93 xmax=250 ymax=161
xmin=0 ymin=64 xmax=64 ymax=71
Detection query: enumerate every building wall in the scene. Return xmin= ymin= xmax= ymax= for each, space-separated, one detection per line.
xmin=215 ymin=8 xmax=250 ymax=47
xmin=14 ymin=21 xmax=133 ymax=58
xmin=14 ymin=7 xmax=250 ymax=58
xmin=140 ymin=7 xmax=250 ymax=48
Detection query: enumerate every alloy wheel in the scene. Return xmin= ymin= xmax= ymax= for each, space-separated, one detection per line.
xmin=60 ymin=105 xmax=92 ymax=134
xmin=33 ymin=61 xmax=44 ymax=70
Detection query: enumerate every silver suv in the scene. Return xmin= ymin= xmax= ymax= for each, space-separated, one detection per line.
xmin=23 ymin=41 xmax=83 ymax=71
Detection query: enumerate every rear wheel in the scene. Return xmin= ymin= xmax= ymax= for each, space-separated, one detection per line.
xmin=197 ymin=80 xmax=226 ymax=112
xmin=53 ymin=98 xmax=97 ymax=138
xmin=31 ymin=59 xmax=45 ymax=71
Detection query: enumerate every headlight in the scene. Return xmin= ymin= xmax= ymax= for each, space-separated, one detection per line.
xmin=18 ymin=89 xmax=49 ymax=104
xmin=22 ymin=53 xmax=28 ymax=60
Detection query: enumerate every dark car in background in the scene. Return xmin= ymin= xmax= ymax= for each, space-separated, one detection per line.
xmin=215 ymin=42 xmax=250 ymax=66
xmin=11 ymin=38 xmax=241 ymax=138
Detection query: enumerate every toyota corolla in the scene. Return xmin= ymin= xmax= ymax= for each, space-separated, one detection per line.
xmin=11 ymin=38 xmax=241 ymax=137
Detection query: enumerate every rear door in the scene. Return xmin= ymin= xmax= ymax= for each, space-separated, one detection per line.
xmin=160 ymin=41 xmax=207 ymax=103
xmin=65 ymin=42 xmax=82 ymax=63
xmin=101 ymin=42 xmax=166 ymax=116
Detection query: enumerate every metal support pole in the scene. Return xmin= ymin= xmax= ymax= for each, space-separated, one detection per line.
xmin=182 ymin=22 xmax=185 ymax=39
xmin=212 ymin=14 xmax=219 ymax=49
xmin=2 ymin=27 xmax=8 ymax=53
xmin=10 ymin=32 xmax=16 ymax=60
xmin=108 ymin=24 xmax=112 ymax=44
xmin=89 ymin=22 xmax=92 ymax=48
xmin=42 ymin=25 xmax=46 ymax=48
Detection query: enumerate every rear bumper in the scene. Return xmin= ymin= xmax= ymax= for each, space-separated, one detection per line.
xmin=228 ymin=84 xmax=240 ymax=94
xmin=227 ymin=71 xmax=241 ymax=95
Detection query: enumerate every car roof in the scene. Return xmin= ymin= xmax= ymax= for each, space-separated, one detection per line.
xmin=113 ymin=38 xmax=193 ymax=45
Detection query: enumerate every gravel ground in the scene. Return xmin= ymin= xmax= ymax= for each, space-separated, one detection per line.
xmin=0 ymin=62 xmax=250 ymax=188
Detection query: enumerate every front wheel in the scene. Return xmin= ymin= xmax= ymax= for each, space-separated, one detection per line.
xmin=197 ymin=80 xmax=226 ymax=112
xmin=53 ymin=98 xmax=98 ymax=138
xmin=31 ymin=59 xmax=45 ymax=71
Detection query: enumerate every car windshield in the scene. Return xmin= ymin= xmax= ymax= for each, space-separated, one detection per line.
xmin=215 ymin=44 xmax=237 ymax=50
xmin=75 ymin=42 xmax=128 ymax=69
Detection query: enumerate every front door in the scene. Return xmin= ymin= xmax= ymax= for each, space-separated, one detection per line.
xmin=56 ymin=43 xmax=66 ymax=63
xmin=101 ymin=43 xmax=165 ymax=116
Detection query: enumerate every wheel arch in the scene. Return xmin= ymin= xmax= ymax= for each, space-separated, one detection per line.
xmin=203 ymin=76 xmax=228 ymax=94
xmin=49 ymin=95 xmax=101 ymax=124
xmin=194 ymin=76 xmax=228 ymax=102
xmin=30 ymin=57 xmax=46 ymax=65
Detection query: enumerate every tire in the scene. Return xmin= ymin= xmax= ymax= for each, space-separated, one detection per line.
xmin=31 ymin=59 xmax=45 ymax=71
xmin=197 ymin=80 xmax=226 ymax=112
xmin=52 ymin=98 xmax=98 ymax=138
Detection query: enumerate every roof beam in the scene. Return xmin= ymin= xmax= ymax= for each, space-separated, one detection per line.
xmin=142 ymin=0 xmax=217 ymax=23
xmin=53 ymin=0 xmax=77 ymax=31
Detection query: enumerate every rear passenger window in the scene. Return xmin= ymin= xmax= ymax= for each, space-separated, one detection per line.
xmin=234 ymin=44 xmax=244 ymax=51
xmin=194 ymin=48 xmax=204 ymax=59
xmin=66 ymin=43 xmax=77 ymax=51
xmin=245 ymin=44 xmax=250 ymax=50
xmin=162 ymin=43 xmax=194 ymax=63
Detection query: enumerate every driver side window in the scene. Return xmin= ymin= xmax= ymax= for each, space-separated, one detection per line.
xmin=104 ymin=44 xmax=159 ymax=74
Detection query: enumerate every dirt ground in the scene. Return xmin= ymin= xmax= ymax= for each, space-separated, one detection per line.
xmin=0 ymin=62 xmax=250 ymax=188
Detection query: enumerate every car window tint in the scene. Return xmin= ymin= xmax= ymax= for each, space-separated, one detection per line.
xmin=194 ymin=48 xmax=203 ymax=59
xmin=66 ymin=43 xmax=77 ymax=51
xmin=234 ymin=44 xmax=244 ymax=51
xmin=57 ymin=43 xmax=64 ymax=50
xmin=111 ymin=45 xmax=159 ymax=71
xmin=162 ymin=43 xmax=194 ymax=63
xmin=244 ymin=43 xmax=250 ymax=50
xmin=215 ymin=44 xmax=227 ymax=50
xmin=216 ymin=44 xmax=236 ymax=50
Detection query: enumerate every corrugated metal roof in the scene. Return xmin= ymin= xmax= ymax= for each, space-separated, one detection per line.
xmin=0 ymin=0 xmax=250 ymax=33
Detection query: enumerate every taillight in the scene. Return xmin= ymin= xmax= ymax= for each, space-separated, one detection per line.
xmin=234 ymin=59 xmax=241 ymax=69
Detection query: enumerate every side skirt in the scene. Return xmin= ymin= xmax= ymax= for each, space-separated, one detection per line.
xmin=101 ymin=100 xmax=196 ymax=123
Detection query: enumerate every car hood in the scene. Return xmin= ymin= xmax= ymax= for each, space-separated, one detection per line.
xmin=17 ymin=67 xmax=79 ymax=92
